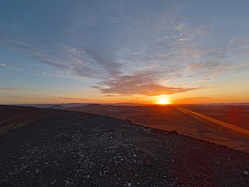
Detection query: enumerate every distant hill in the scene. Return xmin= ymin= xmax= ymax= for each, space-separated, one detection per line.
xmin=50 ymin=104 xmax=64 ymax=108
xmin=15 ymin=103 xmax=90 ymax=108
xmin=14 ymin=102 xmax=148 ymax=108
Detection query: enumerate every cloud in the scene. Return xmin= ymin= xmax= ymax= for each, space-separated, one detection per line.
xmin=175 ymin=23 xmax=185 ymax=31
xmin=53 ymin=96 xmax=90 ymax=101
xmin=175 ymin=97 xmax=211 ymax=104
xmin=0 ymin=88 xmax=22 ymax=91
xmin=189 ymin=61 xmax=220 ymax=70
xmin=94 ymin=71 xmax=197 ymax=96
xmin=4 ymin=95 xmax=89 ymax=102
xmin=0 ymin=37 xmax=123 ymax=79
xmin=207 ymin=65 xmax=235 ymax=75
xmin=182 ymin=48 xmax=201 ymax=58
xmin=96 ymin=83 xmax=195 ymax=96
xmin=188 ymin=61 xmax=235 ymax=76
xmin=196 ymin=78 xmax=211 ymax=82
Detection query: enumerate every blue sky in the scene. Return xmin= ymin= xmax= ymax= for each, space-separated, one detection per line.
xmin=1 ymin=0 xmax=249 ymax=104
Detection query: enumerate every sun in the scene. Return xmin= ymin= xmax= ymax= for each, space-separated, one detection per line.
xmin=158 ymin=98 xmax=170 ymax=105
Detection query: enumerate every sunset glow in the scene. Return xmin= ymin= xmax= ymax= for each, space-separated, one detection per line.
xmin=158 ymin=98 xmax=170 ymax=105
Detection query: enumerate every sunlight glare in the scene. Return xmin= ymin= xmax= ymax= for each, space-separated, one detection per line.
xmin=158 ymin=98 xmax=170 ymax=105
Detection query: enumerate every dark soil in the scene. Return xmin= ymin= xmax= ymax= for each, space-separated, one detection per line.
xmin=1 ymin=106 xmax=249 ymax=186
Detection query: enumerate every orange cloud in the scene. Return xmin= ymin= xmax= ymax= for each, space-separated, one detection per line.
xmin=196 ymin=78 xmax=211 ymax=82
xmin=174 ymin=97 xmax=211 ymax=104
xmin=94 ymin=71 xmax=198 ymax=96
xmin=96 ymin=83 xmax=196 ymax=96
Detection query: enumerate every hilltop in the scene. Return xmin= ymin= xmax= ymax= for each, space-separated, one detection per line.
xmin=0 ymin=105 xmax=249 ymax=186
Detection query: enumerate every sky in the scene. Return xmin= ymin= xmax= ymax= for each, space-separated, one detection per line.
xmin=0 ymin=0 xmax=249 ymax=104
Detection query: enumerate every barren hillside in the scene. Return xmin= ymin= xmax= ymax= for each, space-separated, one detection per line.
xmin=1 ymin=105 xmax=249 ymax=186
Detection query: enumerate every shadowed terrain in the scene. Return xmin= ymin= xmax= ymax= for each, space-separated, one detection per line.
xmin=0 ymin=105 xmax=67 ymax=129
xmin=1 ymin=105 xmax=249 ymax=186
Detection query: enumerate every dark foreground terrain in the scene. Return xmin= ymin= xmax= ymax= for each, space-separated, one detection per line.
xmin=60 ymin=104 xmax=249 ymax=153
xmin=1 ymin=105 xmax=249 ymax=186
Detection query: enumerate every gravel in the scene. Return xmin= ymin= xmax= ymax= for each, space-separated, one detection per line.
xmin=1 ymin=110 xmax=249 ymax=186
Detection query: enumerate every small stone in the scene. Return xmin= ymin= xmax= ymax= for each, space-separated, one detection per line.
xmin=145 ymin=160 xmax=153 ymax=166
xmin=50 ymin=180 xmax=57 ymax=185
xmin=35 ymin=168 xmax=39 ymax=173
xmin=243 ymin=170 xmax=249 ymax=175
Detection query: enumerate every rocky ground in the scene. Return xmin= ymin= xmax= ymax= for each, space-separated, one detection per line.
xmin=1 ymin=105 xmax=249 ymax=186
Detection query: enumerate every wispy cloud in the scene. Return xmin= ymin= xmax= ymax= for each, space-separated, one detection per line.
xmin=0 ymin=88 xmax=22 ymax=91
xmin=96 ymin=83 xmax=196 ymax=96
xmin=188 ymin=61 xmax=235 ymax=76
xmin=196 ymin=78 xmax=211 ymax=82
xmin=189 ymin=61 xmax=220 ymax=71
xmin=94 ymin=71 xmax=197 ymax=96
xmin=175 ymin=97 xmax=211 ymax=104
xmin=3 ymin=95 xmax=89 ymax=102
